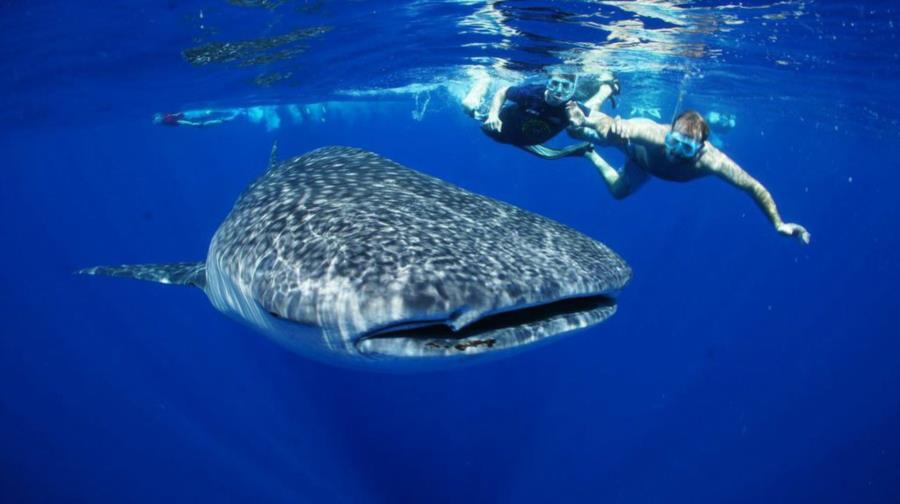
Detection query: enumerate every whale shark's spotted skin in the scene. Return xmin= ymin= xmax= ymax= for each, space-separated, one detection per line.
xmin=81 ymin=146 xmax=631 ymax=368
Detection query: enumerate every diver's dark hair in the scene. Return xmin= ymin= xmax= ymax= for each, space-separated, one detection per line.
xmin=672 ymin=110 xmax=709 ymax=143
xmin=550 ymin=72 xmax=577 ymax=82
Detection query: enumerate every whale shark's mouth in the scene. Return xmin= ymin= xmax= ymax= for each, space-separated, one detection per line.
xmin=355 ymin=293 xmax=617 ymax=358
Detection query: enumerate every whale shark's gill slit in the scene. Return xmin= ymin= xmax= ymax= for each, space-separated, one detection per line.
xmin=361 ymin=294 xmax=616 ymax=345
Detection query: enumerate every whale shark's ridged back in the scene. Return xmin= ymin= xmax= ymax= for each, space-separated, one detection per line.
xmin=209 ymin=146 xmax=630 ymax=342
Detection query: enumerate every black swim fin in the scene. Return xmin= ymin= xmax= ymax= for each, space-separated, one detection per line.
xmin=522 ymin=142 xmax=593 ymax=159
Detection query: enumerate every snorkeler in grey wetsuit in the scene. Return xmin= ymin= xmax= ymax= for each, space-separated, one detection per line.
xmin=567 ymin=105 xmax=811 ymax=244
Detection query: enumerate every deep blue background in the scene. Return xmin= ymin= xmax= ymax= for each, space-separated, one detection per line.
xmin=2 ymin=1 xmax=900 ymax=502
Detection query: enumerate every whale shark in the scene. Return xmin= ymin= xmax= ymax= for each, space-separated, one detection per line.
xmin=79 ymin=146 xmax=631 ymax=368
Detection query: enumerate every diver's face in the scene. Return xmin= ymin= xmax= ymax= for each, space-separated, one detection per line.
xmin=664 ymin=129 xmax=703 ymax=162
xmin=545 ymin=76 xmax=576 ymax=105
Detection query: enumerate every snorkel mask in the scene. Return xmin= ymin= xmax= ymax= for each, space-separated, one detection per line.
xmin=665 ymin=130 xmax=703 ymax=160
xmin=546 ymin=75 xmax=577 ymax=104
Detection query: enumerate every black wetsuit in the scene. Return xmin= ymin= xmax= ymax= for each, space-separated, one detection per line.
xmin=484 ymin=84 xmax=581 ymax=146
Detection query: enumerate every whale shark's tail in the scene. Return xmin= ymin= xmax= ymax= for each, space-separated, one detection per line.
xmin=77 ymin=262 xmax=207 ymax=289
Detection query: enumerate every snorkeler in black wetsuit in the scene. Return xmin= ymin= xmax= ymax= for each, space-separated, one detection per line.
xmin=463 ymin=71 xmax=620 ymax=159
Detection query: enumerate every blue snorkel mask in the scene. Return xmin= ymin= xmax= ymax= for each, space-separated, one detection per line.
xmin=665 ymin=130 xmax=704 ymax=160
xmin=546 ymin=75 xmax=577 ymax=104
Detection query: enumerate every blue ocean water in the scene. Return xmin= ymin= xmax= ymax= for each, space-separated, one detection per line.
xmin=2 ymin=0 xmax=899 ymax=502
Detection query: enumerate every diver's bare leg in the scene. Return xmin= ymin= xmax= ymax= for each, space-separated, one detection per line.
xmin=583 ymin=70 xmax=620 ymax=114
xmin=585 ymin=150 xmax=620 ymax=187
xmin=583 ymin=83 xmax=615 ymax=114
xmin=584 ymin=151 xmax=648 ymax=199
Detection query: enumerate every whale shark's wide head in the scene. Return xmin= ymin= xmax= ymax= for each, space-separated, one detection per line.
xmin=81 ymin=146 xmax=631 ymax=369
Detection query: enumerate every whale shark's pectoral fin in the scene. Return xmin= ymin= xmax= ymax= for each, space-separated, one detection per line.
xmin=76 ymin=262 xmax=207 ymax=289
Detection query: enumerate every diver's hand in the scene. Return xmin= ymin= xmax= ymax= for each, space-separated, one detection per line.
xmin=566 ymin=101 xmax=586 ymax=127
xmin=608 ymin=116 xmax=625 ymax=137
xmin=777 ymin=222 xmax=811 ymax=244
xmin=485 ymin=114 xmax=503 ymax=133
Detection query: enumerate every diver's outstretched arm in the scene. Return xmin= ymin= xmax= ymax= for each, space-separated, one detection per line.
xmin=703 ymin=147 xmax=811 ymax=244
xmin=567 ymin=103 xmax=666 ymax=146
xmin=567 ymin=104 xmax=618 ymax=147
xmin=568 ymin=102 xmax=610 ymax=132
